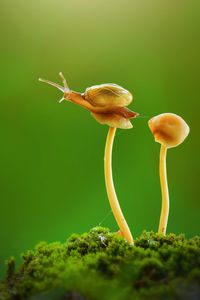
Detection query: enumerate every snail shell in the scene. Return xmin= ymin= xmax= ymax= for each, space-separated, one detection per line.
xmin=84 ymin=84 xmax=133 ymax=108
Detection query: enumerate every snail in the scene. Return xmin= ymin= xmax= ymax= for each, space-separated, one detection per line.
xmin=148 ymin=113 xmax=190 ymax=235
xmin=39 ymin=73 xmax=137 ymax=129
xmin=39 ymin=72 xmax=139 ymax=245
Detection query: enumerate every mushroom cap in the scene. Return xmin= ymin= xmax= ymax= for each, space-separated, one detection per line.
xmin=91 ymin=112 xmax=133 ymax=129
xmin=148 ymin=113 xmax=190 ymax=148
xmin=84 ymin=84 xmax=133 ymax=108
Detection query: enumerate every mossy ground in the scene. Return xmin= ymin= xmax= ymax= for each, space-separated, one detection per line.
xmin=0 ymin=227 xmax=200 ymax=300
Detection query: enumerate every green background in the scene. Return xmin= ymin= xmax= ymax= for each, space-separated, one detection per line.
xmin=0 ymin=0 xmax=199 ymax=279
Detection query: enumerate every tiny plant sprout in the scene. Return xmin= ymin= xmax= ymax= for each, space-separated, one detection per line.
xmin=39 ymin=73 xmax=138 ymax=245
xmin=148 ymin=113 xmax=190 ymax=235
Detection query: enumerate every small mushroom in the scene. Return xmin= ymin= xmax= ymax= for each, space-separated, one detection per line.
xmin=148 ymin=113 xmax=190 ymax=235
xmin=39 ymin=73 xmax=138 ymax=244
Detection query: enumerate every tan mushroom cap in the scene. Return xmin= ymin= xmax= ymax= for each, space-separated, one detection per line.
xmin=91 ymin=112 xmax=133 ymax=129
xmin=148 ymin=113 xmax=190 ymax=148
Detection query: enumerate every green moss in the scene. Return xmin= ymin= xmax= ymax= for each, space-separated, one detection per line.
xmin=0 ymin=227 xmax=200 ymax=300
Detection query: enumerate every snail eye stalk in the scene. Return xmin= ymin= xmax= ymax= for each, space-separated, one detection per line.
xmin=38 ymin=78 xmax=65 ymax=93
xmin=59 ymin=72 xmax=70 ymax=93
xmin=39 ymin=72 xmax=70 ymax=103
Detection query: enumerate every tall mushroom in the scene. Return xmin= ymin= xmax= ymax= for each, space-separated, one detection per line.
xmin=39 ymin=73 xmax=138 ymax=244
xmin=148 ymin=113 xmax=190 ymax=235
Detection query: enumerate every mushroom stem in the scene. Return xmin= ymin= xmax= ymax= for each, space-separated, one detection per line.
xmin=104 ymin=127 xmax=134 ymax=245
xmin=158 ymin=144 xmax=169 ymax=235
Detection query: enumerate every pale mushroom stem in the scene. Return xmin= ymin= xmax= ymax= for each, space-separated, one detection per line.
xmin=104 ymin=127 xmax=134 ymax=245
xmin=158 ymin=144 xmax=169 ymax=235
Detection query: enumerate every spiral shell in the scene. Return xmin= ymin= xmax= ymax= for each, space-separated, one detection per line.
xmin=84 ymin=84 xmax=133 ymax=108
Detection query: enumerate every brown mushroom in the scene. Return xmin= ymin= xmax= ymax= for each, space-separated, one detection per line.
xmin=148 ymin=113 xmax=190 ymax=235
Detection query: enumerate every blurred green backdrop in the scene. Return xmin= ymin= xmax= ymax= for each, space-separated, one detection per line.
xmin=0 ymin=0 xmax=199 ymax=279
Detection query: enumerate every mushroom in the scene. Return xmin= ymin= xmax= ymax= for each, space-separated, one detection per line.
xmin=39 ymin=72 xmax=138 ymax=244
xmin=148 ymin=113 xmax=190 ymax=235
